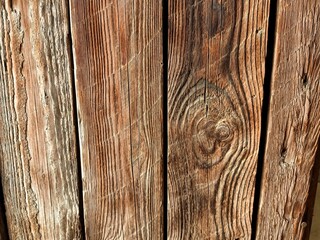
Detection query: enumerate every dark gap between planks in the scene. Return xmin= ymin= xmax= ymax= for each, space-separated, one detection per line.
xmin=162 ymin=0 xmax=169 ymax=239
xmin=250 ymin=0 xmax=278 ymax=239
xmin=66 ymin=2 xmax=86 ymax=239
xmin=0 ymin=175 xmax=9 ymax=240
xmin=302 ymin=139 xmax=320 ymax=240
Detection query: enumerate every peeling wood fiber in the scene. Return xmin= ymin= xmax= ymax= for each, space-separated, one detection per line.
xmin=0 ymin=1 xmax=81 ymax=239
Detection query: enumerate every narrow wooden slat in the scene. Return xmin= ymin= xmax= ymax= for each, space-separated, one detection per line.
xmin=168 ymin=0 xmax=270 ymax=238
xmin=69 ymin=0 xmax=163 ymax=238
xmin=0 ymin=1 xmax=81 ymax=239
xmin=257 ymin=1 xmax=320 ymax=239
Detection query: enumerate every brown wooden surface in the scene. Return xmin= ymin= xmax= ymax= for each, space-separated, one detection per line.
xmin=256 ymin=1 xmax=320 ymax=239
xmin=1 ymin=1 xmax=320 ymax=239
xmin=168 ymin=0 xmax=270 ymax=239
xmin=0 ymin=1 xmax=81 ymax=239
xmin=70 ymin=0 xmax=163 ymax=238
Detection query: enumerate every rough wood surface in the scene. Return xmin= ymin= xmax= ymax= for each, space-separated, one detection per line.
xmin=256 ymin=1 xmax=320 ymax=239
xmin=0 ymin=1 xmax=81 ymax=239
xmin=168 ymin=0 xmax=270 ymax=239
xmin=69 ymin=0 xmax=163 ymax=238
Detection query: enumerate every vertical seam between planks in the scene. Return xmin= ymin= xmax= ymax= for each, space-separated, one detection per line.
xmin=250 ymin=0 xmax=279 ymax=239
xmin=0 ymin=175 xmax=10 ymax=240
xmin=66 ymin=1 xmax=86 ymax=239
xmin=162 ymin=0 xmax=168 ymax=239
xmin=302 ymin=140 xmax=320 ymax=240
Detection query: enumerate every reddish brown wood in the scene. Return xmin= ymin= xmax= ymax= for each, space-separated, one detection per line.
xmin=69 ymin=0 xmax=163 ymax=238
xmin=167 ymin=0 xmax=270 ymax=238
xmin=256 ymin=1 xmax=320 ymax=239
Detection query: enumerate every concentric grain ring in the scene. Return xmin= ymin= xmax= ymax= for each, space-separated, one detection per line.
xmin=172 ymin=79 xmax=240 ymax=169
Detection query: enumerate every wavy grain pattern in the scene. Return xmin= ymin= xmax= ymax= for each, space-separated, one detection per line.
xmin=168 ymin=0 xmax=270 ymax=238
xmin=69 ymin=0 xmax=163 ymax=238
xmin=0 ymin=0 xmax=81 ymax=239
xmin=256 ymin=1 xmax=320 ymax=239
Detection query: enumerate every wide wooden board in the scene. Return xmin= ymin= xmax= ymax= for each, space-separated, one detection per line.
xmin=256 ymin=1 xmax=320 ymax=239
xmin=0 ymin=0 xmax=81 ymax=239
xmin=168 ymin=0 xmax=270 ymax=238
xmin=69 ymin=0 xmax=163 ymax=238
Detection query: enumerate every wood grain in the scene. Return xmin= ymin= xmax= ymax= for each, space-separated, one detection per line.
xmin=0 ymin=1 xmax=81 ymax=239
xmin=69 ymin=0 xmax=163 ymax=238
xmin=256 ymin=1 xmax=320 ymax=239
xmin=168 ymin=0 xmax=270 ymax=238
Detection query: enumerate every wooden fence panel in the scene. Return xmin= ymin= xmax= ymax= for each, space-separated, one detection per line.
xmin=256 ymin=1 xmax=320 ymax=239
xmin=1 ymin=1 xmax=320 ymax=239
xmin=0 ymin=1 xmax=81 ymax=239
xmin=168 ymin=0 xmax=270 ymax=239
xmin=69 ymin=0 xmax=163 ymax=238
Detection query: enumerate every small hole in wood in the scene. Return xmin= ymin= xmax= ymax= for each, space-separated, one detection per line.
xmin=302 ymin=73 xmax=308 ymax=87
xmin=280 ymin=147 xmax=287 ymax=158
xmin=256 ymin=28 xmax=262 ymax=34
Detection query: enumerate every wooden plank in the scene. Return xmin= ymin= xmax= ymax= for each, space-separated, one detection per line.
xmin=168 ymin=0 xmax=270 ymax=239
xmin=256 ymin=1 xmax=320 ymax=239
xmin=69 ymin=0 xmax=163 ymax=238
xmin=0 ymin=1 xmax=81 ymax=239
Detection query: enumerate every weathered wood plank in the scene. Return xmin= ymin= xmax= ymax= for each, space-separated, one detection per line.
xmin=168 ymin=0 xmax=270 ymax=238
xmin=256 ymin=1 xmax=320 ymax=239
xmin=69 ymin=0 xmax=163 ymax=238
xmin=0 ymin=1 xmax=81 ymax=239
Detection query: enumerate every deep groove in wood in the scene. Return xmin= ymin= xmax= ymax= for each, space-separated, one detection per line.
xmin=66 ymin=2 xmax=86 ymax=239
xmin=162 ymin=0 xmax=168 ymax=239
xmin=251 ymin=0 xmax=278 ymax=239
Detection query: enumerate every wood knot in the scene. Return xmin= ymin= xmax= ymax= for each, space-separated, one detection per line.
xmin=171 ymin=79 xmax=240 ymax=170
xmin=192 ymin=114 xmax=236 ymax=169
xmin=214 ymin=122 xmax=232 ymax=142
